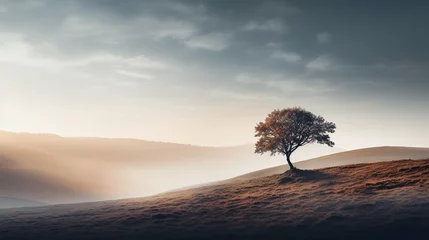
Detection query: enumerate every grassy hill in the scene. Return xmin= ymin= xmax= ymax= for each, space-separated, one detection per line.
xmin=228 ymin=146 xmax=429 ymax=182
xmin=1 ymin=130 xmax=427 ymax=205
xmin=1 ymin=159 xmax=428 ymax=239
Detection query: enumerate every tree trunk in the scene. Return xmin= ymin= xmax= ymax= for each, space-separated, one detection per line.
xmin=286 ymin=154 xmax=296 ymax=170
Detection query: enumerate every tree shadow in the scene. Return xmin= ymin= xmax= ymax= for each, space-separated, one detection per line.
xmin=279 ymin=169 xmax=334 ymax=184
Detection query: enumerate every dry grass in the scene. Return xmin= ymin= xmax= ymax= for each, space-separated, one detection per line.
xmin=1 ymin=159 xmax=428 ymax=239
xmin=230 ymin=146 xmax=429 ymax=181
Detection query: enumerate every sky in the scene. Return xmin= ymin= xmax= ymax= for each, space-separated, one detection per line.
xmin=0 ymin=0 xmax=428 ymax=150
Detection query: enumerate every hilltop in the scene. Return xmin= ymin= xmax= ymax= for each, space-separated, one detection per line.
xmin=229 ymin=146 xmax=429 ymax=182
xmin=1 ymin=159 xmax=428 ymax=239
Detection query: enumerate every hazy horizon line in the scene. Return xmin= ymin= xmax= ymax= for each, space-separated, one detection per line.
xmin=2 ymin=129 xmax=429 ymax=151
xmin=0 ymin=129 xmax=253 ymax=148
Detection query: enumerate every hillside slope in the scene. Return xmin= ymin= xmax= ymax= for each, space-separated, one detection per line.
xmin=1 ymin=159 xmax=428 ymax=240
xmin=0 ymin=131 xmax=285 ymax=203
xmin=229 ymin=146 xmax=429 ymax=182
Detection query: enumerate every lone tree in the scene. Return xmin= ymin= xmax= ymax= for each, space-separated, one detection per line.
xmin=255 ymin=107 xmax=336 ymax=170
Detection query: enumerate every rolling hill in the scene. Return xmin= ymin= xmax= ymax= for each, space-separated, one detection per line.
xmin=1 ymin=159 xmax=428 ymax=239
xmin=1 ymin=131 xmax=275 ymax=204
xmin=2 ymin=131 xmax=428 ymax=206
xmin=3 ymin=131 xmax=324 ymax=204
xmin=228 ymin=146 xmax=429 ymax=182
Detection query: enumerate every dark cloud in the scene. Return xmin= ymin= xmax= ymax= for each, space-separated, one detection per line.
xmin=284 ymin=0 xmax=429 ymax=65
xmin=0 ymin=0 xmax=428 ymax=103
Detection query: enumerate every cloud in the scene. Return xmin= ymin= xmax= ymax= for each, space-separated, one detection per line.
xmin=271 ymin=51 xmax=302 ymax=63
xmin=184 ymin=33 xmax=231 ymax=51
xmin=317 ymin=32 xmax=331 ymax=44
xmin=306 ymin=55 xmax=334 ymax=71
xmin=256 ymin=1 xmax=301 ymax=16
xmin=124 ymin=56 xmax=167 ymax=69
xmin=115 ymin=69 xmax=153 ymax=80
xmin=61 ymin=15 xmax=117 ymax=37
xmin=0 ymin=32 xmax=64 ymax=70
xmin=0 ymin=32 xmax=168 ymax=73
xmin=266 ymin=78 xmax=336 ymax=94
xmin=243 ymin=19 xmax=288 ymax=33
xmin=209 ymin=87 xmax=280 ymax=101
xmin=0 ymin=4 xmax=6 ymax=13
xmin=266 ymin=42 xmax=282 ymax=48
xmin=23 ymin=0 xmax=46 ymax=9
xmin=145 ymin=19 xmax=197 ymax=40
xmin=58 ymin=53 xmax=168 ymax=71
xmin=61 ymin=15 xmax=197 ymax=41
xmin=0 ymin=1 xmax=427 ymax=107
xmin=231 ymin=72 xmax=337 ymax=98
xmin=235 ymin=73 xmax=254 ymax=84
xmin=161 ymin=1 xmax=207 ymax=16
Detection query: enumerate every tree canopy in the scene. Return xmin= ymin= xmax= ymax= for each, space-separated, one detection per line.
xmin=255 ymin=107 xmax=336 ymax=170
